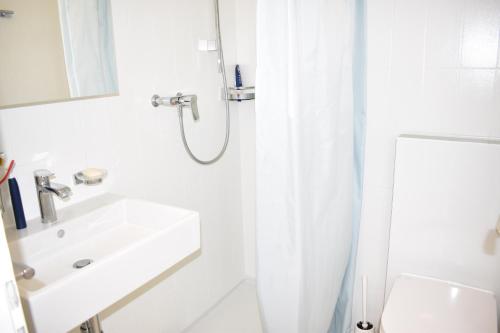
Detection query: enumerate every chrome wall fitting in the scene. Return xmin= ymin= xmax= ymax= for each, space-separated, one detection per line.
xmin=151 ymin=92 xmax=200 ymax=121
xmin=0 ymin=9 xmax=15 ymax=18
xmin=223 ymin=86 xmax=255 ymax=101
xmin=13 ymin=262 xmax=35 ymax=281
xmin=80 ymin=315 xmax=103 ymax=333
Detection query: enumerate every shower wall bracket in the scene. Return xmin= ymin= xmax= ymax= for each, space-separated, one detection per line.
xmin=198 ymin=40 xmax=217 ymax=51
xmin=223 ymin=86 xmax=255 ymax=101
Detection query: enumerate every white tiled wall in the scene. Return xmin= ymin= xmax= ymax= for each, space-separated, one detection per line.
xmin=353 ymin=0 xmax=500 ymax=328
xmin=0 ymin=0 xmax=246 ymax=331
xmin=5 ymin=0 xmax=496 ymax=330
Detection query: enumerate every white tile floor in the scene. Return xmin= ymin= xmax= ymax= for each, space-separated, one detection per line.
xmin=69 ymin=280 xmax=262 ymax=333
xmin=184 ymin=280 xmax=263 ymax=333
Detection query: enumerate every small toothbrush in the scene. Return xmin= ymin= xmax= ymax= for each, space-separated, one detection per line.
xmin=0 ymin=159 xmax=15 ymax=186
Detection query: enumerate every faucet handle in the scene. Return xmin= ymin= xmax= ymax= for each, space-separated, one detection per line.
xmin=34 ymin=169 xmax=55 ymax=185
xmin=189 ymin=95 xmax=200 ymax=121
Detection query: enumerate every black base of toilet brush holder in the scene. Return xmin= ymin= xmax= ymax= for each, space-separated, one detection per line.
xmin=355 ymin=321 xmax=374 ymax=332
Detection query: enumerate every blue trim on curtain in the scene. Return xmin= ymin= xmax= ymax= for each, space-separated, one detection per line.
xmin=97 ymin=0 xmax=118 ymax=94
xmin=59 ymin=0 xmax=118 ymax=97
xmin=329 ymin=0 xmax=366 ymax=331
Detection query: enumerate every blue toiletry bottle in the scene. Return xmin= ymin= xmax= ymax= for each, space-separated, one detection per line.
xmin=9 ymin=178 xmax=26 ymax=229
xmin=235 ymin=65 xmax=243 ymax=88
xmin=235 ymin=65 xmax=243 ymax=102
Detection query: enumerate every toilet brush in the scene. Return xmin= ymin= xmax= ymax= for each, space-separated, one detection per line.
xmin=355 ymin=275 xmax=375 ymax=333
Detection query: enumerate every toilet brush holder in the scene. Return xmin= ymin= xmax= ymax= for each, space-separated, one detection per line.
xmin=356 ymin=275 xmax=375 ymax=333
xmin=355 ymin=321 xmax=375 ymax=333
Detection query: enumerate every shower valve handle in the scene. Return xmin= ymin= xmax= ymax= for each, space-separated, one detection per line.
xmin=179 ymin=94 xmax=199 ymax=121
xmin=151 ymin=93 xmax=200 ymax=121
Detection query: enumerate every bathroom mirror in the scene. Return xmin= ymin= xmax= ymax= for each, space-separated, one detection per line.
xmin=0 ymin=0 xmax=119 ymax=109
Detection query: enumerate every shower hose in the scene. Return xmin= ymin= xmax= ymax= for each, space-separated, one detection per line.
xmin=178 ymin=0 xmax=230 ymax=165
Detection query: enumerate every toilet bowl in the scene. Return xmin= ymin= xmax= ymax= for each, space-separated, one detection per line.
xmin=380 ymin=274 xmax=497 ymax=333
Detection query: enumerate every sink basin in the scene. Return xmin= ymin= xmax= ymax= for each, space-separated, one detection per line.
xmin=6 ymin=194 xmax=200 ymax=333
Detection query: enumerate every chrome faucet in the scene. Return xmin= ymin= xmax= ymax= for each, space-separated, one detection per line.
xmin=34 ymin=169 xmax=72 ymax=223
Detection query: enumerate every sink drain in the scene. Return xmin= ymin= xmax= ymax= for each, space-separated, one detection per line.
xmin=73 ymin=259 xmax=93 ymax=269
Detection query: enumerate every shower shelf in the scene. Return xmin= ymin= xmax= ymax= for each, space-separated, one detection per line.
xmin=223 ymin=86 xmax=255 ymax=101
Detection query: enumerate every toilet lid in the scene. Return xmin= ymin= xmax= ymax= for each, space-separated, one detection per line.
xmin=380 ymin=274 xmax=497 ymax=333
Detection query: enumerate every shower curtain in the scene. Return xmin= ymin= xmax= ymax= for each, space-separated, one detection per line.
xmin=255 ymin=0 xmax=365 ymax=332
xmin=58 ymin=0 xmax=118 ymax=97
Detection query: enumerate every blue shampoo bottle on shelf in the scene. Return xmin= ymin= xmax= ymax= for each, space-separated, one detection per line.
xmin=235 ymin=65 xmax=243 ymax=102
xmin=235 ymin=64 xmax=243 ymax=88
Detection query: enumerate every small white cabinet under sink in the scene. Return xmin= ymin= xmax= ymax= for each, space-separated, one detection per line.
xmin=6 ymin=194 xmax=201 ymax=333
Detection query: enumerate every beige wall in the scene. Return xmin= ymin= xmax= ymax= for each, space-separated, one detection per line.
xmin=0 ymin=0 xmax=70 ymax=107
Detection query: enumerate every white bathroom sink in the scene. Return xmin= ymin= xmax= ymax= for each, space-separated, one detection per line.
xmin=6 ymin=194 xmax=200 ymax=333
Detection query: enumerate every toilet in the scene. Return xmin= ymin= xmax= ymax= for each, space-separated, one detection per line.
xmin=379 ymin=137 xmax=500 ymax=333
xmin=380 ymin=274 xmax=497 ymax=333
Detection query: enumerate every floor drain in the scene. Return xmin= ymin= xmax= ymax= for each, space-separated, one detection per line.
xmin=73 ymin=259 xmax=93 ymax=269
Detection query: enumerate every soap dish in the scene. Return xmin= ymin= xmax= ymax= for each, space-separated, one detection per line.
xmin=74 ymin=168 xmax=107 ymax=185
